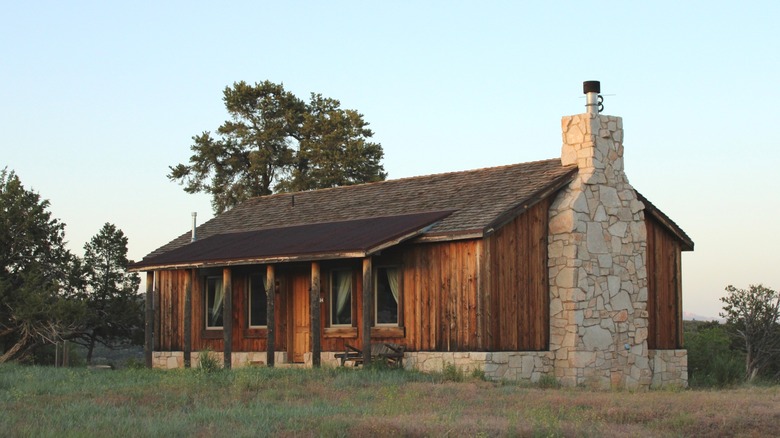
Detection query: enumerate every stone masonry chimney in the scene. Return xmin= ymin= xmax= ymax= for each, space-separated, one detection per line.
xmin=548 ymin=81 xmax=650 ymax=389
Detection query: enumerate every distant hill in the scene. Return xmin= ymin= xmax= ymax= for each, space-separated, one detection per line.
xmin=683 ymin=311 xmax=724 ymax=323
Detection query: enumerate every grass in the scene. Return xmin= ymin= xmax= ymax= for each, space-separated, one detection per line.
xmin=1 ymin=364 xmax=778 ymax=437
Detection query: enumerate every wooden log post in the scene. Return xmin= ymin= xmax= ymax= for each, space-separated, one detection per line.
xmin=144 ymin=271 xmax=154 ymax=368
xmin=310 ymin=261 xmax=321 ymax=368
xmin=183 ymin=269 xmax=193 ymax=368
xmin=362 ymin=257 xmax=372 ymax=365
xmin=266 ymin=264 xmax=275 ymax=367
xmin=222 ymin=267 xmax=233 ymax=369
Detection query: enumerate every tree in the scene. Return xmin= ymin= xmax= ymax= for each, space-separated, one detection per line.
xmin=0 ymin=169 xmax=84 ymax=363
xmin=719 ymin=284 xmax=780 ymax=381
xmin=73 ymin=223 xmax=142 ymax=364
xmin=169 ymin=81 xmax=386 ymax=214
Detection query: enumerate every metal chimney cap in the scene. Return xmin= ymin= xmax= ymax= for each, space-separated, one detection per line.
xmin=583 ymin=81 xmax=601 ymax=94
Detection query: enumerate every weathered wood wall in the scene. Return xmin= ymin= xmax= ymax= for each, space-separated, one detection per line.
xmin=646 ymin=214 xmax=684 ymax=349
xmin=482 ymin=198 xmax=550 ymax=351
xmin=401 ymin=240 xmax=480 ymax=351
xmin=151 ymin=201 xmax=551 ymax=355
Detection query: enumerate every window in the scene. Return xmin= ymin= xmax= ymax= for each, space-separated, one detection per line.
xmin=249 ymin=273 xmax=268 ymax=328
xmin=375 ymin=267 xmax=400 ymax=325
xmin=205 ymin=276 xmax=223 ymax=329
xmin=330 ymin=270 xmax=352 ymax=326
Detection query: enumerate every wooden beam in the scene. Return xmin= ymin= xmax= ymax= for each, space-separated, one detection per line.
xmin=144 ymin=271 xmax=154 ymax=368
xmin=310 ymin=261 xmax=321 ymax=367
xmin=183 ymin=269 xmax=193 ymax=367
xmin=362 ymin=257 xmax=372 ymax=365
xmin=266 ymin=264 xmax=275 ymax=367
xmin=222 ymin=267 xmax=232 ymax=369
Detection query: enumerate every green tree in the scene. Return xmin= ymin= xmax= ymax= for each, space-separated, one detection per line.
xmin=720 ymin=284 xmax=780 ymax=381
xmin=74 ymin=223 xmax=142 ymax=364
xmin=169 ymin=81 xmax=386 ymax=213
xmin=0 ymin=169 xmax=84 ymax=363
xmin=684 ymin=321 xmax=744 ymax=387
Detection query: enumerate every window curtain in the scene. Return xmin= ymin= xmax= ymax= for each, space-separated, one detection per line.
xmin=386 ymin=268 xmax=399 ymax=304
xmin=212 ymin=280 xmax=224 ymax=321
xmin=335 ymin=272 xmax=351 ymax=321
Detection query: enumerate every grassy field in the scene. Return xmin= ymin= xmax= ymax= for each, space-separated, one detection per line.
xmin=1 ymin=364 xmax=778 ymax=437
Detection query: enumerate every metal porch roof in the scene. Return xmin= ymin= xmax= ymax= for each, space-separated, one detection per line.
xmin=130 ymin=210 xmax=453 ymax=271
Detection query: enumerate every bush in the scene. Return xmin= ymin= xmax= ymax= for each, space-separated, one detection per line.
xmin=685 ymin=322 xmax=744 ymax=387
xmin=441 ymin=363 xmax=465 ymax=382
xmin=198 ymin=350 xmax=221 ymax=373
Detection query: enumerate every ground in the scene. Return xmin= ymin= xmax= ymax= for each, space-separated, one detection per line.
xmin=1 ymin=364 xmax=777 ymax=437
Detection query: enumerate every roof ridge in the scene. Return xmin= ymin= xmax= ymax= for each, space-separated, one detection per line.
xmin=244 ymin=157 xmax=564 ymax=202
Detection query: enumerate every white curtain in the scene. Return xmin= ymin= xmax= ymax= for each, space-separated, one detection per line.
xmin=335 ymin=272 xmax=351 ymax=322
xmin=211 ymin=280 xmax=223 ymax=321
xmin=386 ymin=268 xmax=399 ymax=304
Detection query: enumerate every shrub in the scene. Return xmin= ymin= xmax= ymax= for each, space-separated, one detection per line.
xmin=441 ymin=363 xmax=465 ymax=382
xmin=685 ymin=322 xmax=744 ymax=387
xmin=537 ymin=374 xmax=561 ymax=389
xmin=198 ymin=350 xmax=221 ymax=373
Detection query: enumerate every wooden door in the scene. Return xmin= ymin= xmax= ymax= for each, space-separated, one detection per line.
xmin=289 ymin=272 xmax=310 ymax=363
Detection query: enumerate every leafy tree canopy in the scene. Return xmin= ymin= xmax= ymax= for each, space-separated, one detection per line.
xmin=0 ymin=168 xmax=84 ymax=363
xmin=73 ymin=223 xmax=142 ymax=363
xmin=720 ymin=284 xmax=780 ymax=381
xmin=169 ymin=81 xmax=387 ymax=214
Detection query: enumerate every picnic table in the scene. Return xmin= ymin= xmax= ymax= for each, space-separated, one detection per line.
xmin=335 ymin=343 xmax=405 ymax=368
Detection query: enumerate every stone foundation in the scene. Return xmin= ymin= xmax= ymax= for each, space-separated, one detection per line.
xmin=649 ymin=349 xmax=688 ymax=388
xmin=152 ymin=351 xmax=287 ymax=369
xmin=404 ymin=351 xmax=554 ymax=382
xmin=151 ymin=349 xmax=686 ymax=388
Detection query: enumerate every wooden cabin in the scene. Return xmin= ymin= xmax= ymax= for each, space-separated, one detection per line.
xmin=131 ymin=84 xmax=693 ymax=389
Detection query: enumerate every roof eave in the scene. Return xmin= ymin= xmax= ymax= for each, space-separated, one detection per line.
xmin=482 ymin=166 xmax=578 ymax=236
xmin=128 ymin=250 xmax=369 ymax=272
xmin=636 ymin=192 xmax=694 ymax=251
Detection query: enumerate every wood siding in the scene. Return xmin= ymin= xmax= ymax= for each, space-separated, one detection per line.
xmin=151 ymin=201 xmax=551 ymax=355
xmin=646 ymin=214 xmax=684 ymax=349
xmin=482 ymin=199 xmax=550 ymax=351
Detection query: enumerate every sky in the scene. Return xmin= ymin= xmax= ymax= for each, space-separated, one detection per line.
xmin=2 ymin=1 xmax=778 ymax=318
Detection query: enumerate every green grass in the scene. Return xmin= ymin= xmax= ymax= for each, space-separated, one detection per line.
xmin=1 ymin=363 xmax=778 ymax=437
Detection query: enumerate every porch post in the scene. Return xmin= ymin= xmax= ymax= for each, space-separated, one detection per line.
xmin=183 ymin=269 xmax=193 ymax=368
xmin=310 ymin=261 xmax=321 ymax=367
xmin=222 ymin=267 xmax=232 ymax=369
xmin=144 ymin=271 xmax=154 ymax=368
xmin=362 ymin=257 xmax=372 ymax=365
xmin=266 ymin=264 xmax=275 ymax=367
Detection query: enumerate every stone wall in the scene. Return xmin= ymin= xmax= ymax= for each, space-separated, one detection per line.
xmin=405 ymin=351 xmax=554 ymax=381
xmin=150 ymin=350 xmax=557 ymax=382
xmin=151 ymin=348 xmax=686 ymax=389
xmin=152 ymin=351 xmax=288 ymax=369
xmin=548 ymin=112 xmax=652 ymax=389
xmin=649 ymin=349 xmax=688 ymax=388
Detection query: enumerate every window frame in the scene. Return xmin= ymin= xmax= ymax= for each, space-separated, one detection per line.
xmin=329 ymin=269 xmax=353 ymax=327
xmin=374 ymin=265 xmax=401 ymax=327
xmin=204 ymin=276 xmax=224 ymax=330
xmin=248 ymin=272 xmax=268 ymax=329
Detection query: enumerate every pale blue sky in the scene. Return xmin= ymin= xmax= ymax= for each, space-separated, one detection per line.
xmin=2 ymin=1 xmax=778 ymax=318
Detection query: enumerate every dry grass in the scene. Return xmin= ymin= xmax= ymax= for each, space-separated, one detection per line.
xmin=0 ymin=364 xmax=778 ymax=437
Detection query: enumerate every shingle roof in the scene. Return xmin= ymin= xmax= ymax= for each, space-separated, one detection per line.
xmin=132 ymin=211 xmax=454 ymax=269
xmin=135 ymin=158 xmax=578 ymax=269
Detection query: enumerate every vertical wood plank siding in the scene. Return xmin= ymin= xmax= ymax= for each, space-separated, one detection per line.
xmin=482 ymin=199 xmax=550 ymax=351
xmin=152 ymin=201 xmax=551 ymax=355
xmin=646 ymin=215 xmax=684 ymax=349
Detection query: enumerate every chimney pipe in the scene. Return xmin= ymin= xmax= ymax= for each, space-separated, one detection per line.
xmin=191 ymin=212 xmax=197 ymax=242
xmin=583 ymin=80 xmax=601 ymax=115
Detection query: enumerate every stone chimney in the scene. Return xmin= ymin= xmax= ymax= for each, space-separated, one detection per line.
xmin=548 ymin=81 xmax=650 ymax=389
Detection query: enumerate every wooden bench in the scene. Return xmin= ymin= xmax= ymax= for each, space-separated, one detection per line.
xmin=335 ymin=343 xmax=406 ymax=368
